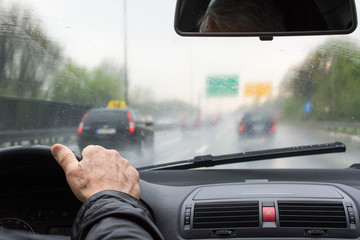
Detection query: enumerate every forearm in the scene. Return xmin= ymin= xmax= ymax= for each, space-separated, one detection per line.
xmin=72 ymin=190 xmax=164 ymax=240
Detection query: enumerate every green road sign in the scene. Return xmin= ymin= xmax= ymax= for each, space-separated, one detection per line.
xmin=206 ymin=75 xmax=239 ymax=97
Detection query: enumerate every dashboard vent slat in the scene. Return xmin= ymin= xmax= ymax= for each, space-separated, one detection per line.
xmin=278 ymin=201 xmax=347 ymax=228
xmin=193 ymin=201 xmax=259 ymax=229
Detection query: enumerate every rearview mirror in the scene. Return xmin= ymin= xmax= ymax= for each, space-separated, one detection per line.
xmin=174 ymin=0 xmax=357 ymax=40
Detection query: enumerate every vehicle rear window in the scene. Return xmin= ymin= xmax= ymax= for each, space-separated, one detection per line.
xmin=245 ymin=113 xmax=270 ymax=121
xmin=85 ymin=110 xmax=128 ymax=126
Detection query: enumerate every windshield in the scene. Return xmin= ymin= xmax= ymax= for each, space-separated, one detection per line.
xmin=1 ymin=0 xmax=360 ymax=169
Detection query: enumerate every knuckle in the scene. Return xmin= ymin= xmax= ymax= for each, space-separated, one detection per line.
xmin=134 ymin=168 xmax=139 ymax=178
xmin=83 ymin=145 xmax=94 ymax=151
xmin=109 ymin=149 xmax=121 ymax=157
xmin=83 ymin=144 xmax=103 ymax=152
xmin=131 ymin=167 xmax=140 ymax=181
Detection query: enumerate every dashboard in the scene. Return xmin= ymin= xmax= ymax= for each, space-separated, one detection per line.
xmin=1 ymin=146 xmax=360 ymax=239
xmin=140 ymin=169 xmax=360 ymax=239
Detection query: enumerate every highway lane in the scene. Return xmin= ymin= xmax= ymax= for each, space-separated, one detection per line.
xmin=65 ymin=118 xmax=360 ymax=169
xmin=144 ymin=118 xmax=360 ymax=169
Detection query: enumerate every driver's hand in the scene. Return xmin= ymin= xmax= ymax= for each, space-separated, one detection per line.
xmin=51 ymin=144 xmax=140 ymax=202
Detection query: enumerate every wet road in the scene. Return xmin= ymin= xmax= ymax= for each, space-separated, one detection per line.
xmin=67 ymin=118 xmax=360 ymax=169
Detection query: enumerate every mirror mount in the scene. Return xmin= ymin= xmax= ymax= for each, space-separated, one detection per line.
xmin=260 ymin=36 xmax=274 ymax=41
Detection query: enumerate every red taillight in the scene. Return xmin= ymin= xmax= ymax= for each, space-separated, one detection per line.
xmin=270 ymin=124 xmax=276 ymax=132
xmin=238 ymin=123 xmax=245 ymax=132
xmin=129 ymin=124 xmax=135 ymax=133
xmin=78 ymin=112 xmax=89 ymax=134
xmin=127 ymin=112 xmax=135 ymax=133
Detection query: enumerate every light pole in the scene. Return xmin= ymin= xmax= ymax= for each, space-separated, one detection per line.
xmin=123 ymin=0 xmax=129 ymax=104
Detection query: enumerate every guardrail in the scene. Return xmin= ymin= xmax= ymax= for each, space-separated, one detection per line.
xmin=0 ymin=127 xmax=77 ymax=146
xmin=0 ymin=96 xmax=90 ymax=131
xmin=301 ymin=121 xmax=360 ymax=135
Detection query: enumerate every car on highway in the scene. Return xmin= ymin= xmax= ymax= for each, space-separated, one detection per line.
xmin=180 ymin=115 xmax=203 ymax=130
xmin=237 ymin=111 xmax=276 ymax=138
xmin=77 ymin=107 xmax=154 ymax=152
xmin=205 ymin=114 xmax=222 ymax=126
xmin=1 ymin=0 xmax=360 ymax=239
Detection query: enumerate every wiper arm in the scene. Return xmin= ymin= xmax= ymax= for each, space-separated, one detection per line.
xmin=137 ymin=142 xmax=346 ymax=171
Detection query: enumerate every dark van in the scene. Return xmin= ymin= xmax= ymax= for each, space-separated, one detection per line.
xmin=237 ymin=111 xmax=276 ymax=138
xmin=77 ymin=107 xmax=154 ymax=152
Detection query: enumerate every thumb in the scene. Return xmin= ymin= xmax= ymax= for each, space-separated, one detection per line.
xmin=51 ymin=144 xmax=79 ymax=174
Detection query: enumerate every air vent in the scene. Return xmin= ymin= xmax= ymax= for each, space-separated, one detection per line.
xmin=193 ymin=201 xmax=259 ymax=229
xmin=278 ymin=201 xmax=347 ymax=228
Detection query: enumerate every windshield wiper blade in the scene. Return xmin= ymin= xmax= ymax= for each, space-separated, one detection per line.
xmin=137 ymin=142 xmax=346 ymax=171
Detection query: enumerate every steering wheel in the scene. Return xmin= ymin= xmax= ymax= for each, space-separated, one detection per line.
xmin=0 ymin=145 xmax=82 ymax=237
xmin=0 ymin=144 xmax=84 ymax=198
xmin=0 ymin=145 xmax=82 ymax=166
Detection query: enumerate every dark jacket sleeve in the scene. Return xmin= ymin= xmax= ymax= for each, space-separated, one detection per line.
xmin=71 ymin=190 xmax=164 ymax=240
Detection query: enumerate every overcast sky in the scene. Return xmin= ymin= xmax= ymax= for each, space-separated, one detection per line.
xmin=3 ymin=0 xmax=360 ymax=113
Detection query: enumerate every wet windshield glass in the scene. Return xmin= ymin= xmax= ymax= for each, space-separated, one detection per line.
xmin=1 ymin=0 xmax=360 ymax=169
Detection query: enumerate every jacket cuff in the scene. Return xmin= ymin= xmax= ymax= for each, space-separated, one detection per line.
xmin=72 ymin=190 xmax=158 ymax=239
xmin=84 ymin=190 xmax=144 ymax=210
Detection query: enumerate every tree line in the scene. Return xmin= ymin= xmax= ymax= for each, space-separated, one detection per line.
xmin=0 ymin=2 xmax=198 ymax=123
xmin=0 ymin=3 xmax=124 ymax=106
xmin=281 ymin=39 xmax=360 ymax=121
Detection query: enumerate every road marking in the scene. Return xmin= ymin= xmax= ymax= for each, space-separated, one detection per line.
xmin=195 ymin=145 xmax=209 ymax=154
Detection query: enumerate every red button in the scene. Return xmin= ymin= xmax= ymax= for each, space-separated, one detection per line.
xmin=262 ymin=207 xmax=276 ymax=222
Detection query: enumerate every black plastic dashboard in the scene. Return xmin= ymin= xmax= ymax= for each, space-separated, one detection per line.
xmin=2 ymin=146 xmax=360 ymax=239
xmin=140 ymin=169 xmax=360 ymax=239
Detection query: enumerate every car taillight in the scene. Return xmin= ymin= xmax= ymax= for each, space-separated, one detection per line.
xmin=238 ymin=122 xmax=245 ymax=132
xmin=269 ymin=122 xmax=276 ymax=132
xmin=127 ymin=112 xmax=135 ymax=133
xmin=77 ymin=112 xmax=89 ymax=134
